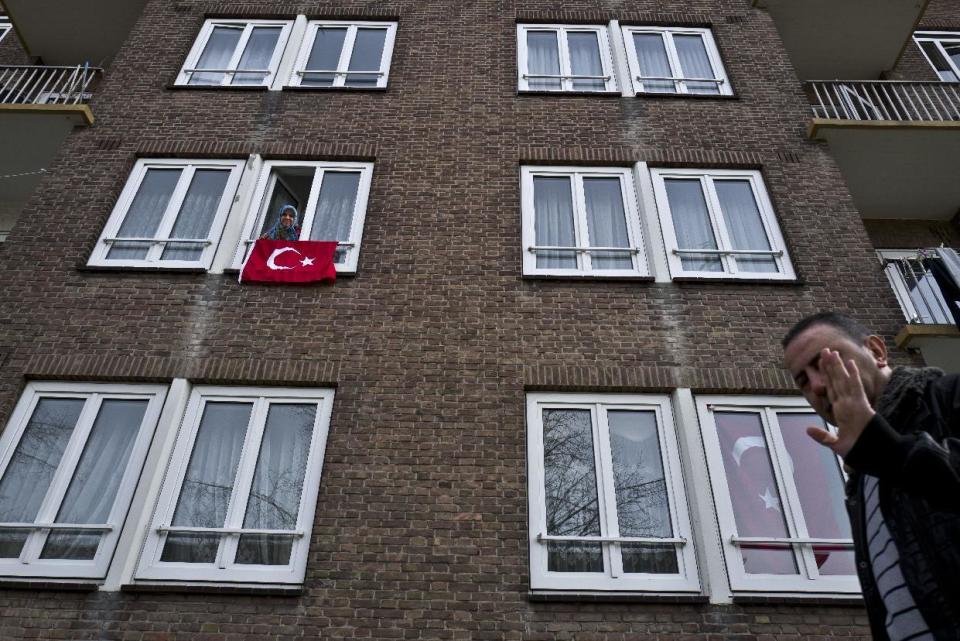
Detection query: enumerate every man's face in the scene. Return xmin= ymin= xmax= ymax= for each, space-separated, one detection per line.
xmin=783 ymin=323 xmax=885 ymax=424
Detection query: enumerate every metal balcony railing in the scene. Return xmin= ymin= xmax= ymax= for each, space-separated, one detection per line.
xmin=0 ymin=64 xmax=102 ymax=106
xmin=882 ymin=250 xmax=956 ymax=325
xmin=808 ymin=80 xmax=960 ymax=122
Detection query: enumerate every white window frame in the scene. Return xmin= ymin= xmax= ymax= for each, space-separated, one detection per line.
xmin=877 ymin=249 xmax=954 ymax=325
xmin=650 ymin=168 xmax=795 ymax=281
xmin=136 ymin=386 xmax=334 ymax=585
xmin=517 ymin=24 xmax=619 ymax=93
xmin=696 ymin=395 xmax=859 ymax=594
xmin=914 ymin=31 xmax=960 ymax=82
xmin=621 ymin=26 xmax=731 ymax=96
xmin=230 ymin=160 xmax=373 ymax=273
xmin=526 ymin=393 xmax=700 ymax=592
xmin=288 ymin=20 xmax=397 ymax=88
xmin=0 ymin=19 xmax=11 ymax=44
xmin=176 ymin=19 xmax=293 ymax=87
xmin=521 ymin=166 xmax=650 ymax=277
xmin=89 ymin=158 xmax=244 ymax=270
xmin=0 ymin=382 xmax=167 ymax=579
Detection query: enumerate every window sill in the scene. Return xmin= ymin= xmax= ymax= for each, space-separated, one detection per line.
xmin=79 ymin=264 xmax=208 ymax=275
xmin=166 ymin=84 xmax=270 ymax=91
xmin=0 ymin=578 xmax=99 ymax=592
xmin=634 ymin=91 xmax=738 ymax=100
xmin=528 ymin=590 xmax=708 ymax=604
xmin=284 ymin=85 xmax=388 ymax=93
xmin=522 ymin=274 xmax=655 ymax=283
xmin=671 ymin=276 xmax=804 ymax=286
xmin=518 ymin=90 xmax=622 ymax=98
xmin=122 ymin=581 xmax=303 ymax=597
xmin=732 ymin=593 xmax=864 ymax=606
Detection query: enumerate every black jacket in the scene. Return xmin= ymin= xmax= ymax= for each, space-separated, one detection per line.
xmin=845 ymin=368 xmax=960 ymax=641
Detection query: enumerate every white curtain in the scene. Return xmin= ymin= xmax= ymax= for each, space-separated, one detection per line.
xmin=41 ymin=399 xmax=146 ymax=560
xmin=527 ymin=31 xmax=561 ymax=91
xmin=304 ymin=27 xmax=347 ymax=86
xmin=108 ymin=168 xmax=180 ymax=261
xmin=533 ymin=176 xmax=577 ymax=269
xmin=161 ymin=402 xmax=251 ymax=563
xmin=664 ymin=179 xmax=722 ymax=272
xmin=233 ymin=26 xmax=281 ymax=85
xmin=567 ymin=31 xmax=604 ymax=91
xmin=161 ymin=169 xmax=230 ymax=262
xmin=309 ymin=172 xmax=361 ymax=264
xmin=0 ymin=398 xmax=83 ymax=559
xmin=674 ymin=34 xmax=719 ymax=95
xmin=346 ymin=28 xmax=387 ymax=87
xmin=190 ymin=26 xmax=242 ymax=85
xmin=632 ymin=33 xmax=673 ymax=93
xmin=582 ymin=178 xmax=631 ymax=270
xmin=608 ymin=410 xmax=678 ymax=574
xmin=235 ymin=403 xmax=315 ymax=566
xmin=714 ymin=180 xmax=776 ymax=273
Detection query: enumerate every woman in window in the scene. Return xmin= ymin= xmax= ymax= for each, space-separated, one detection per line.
xmin=260 ymin=205 xmax=301 ymax=241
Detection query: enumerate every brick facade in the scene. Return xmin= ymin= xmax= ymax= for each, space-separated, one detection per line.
xmin=0 ymin=0 xmax=955 ymax=638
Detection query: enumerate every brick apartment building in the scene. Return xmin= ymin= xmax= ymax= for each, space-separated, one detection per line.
xmin=0 ymin=0 xmax=958 ymax=638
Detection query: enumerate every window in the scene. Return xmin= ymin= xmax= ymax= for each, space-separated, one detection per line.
xmin=89 ymin=159 xmax=243 ymax=269
xmin=137 ymin=386 xmax=334 ymax=584
xmin=622 ymin=26 xmax=731 ymax=96
xmin=696 ymin=396 xmax=857 ymax=593
xmin=526 ymin=393 xmax=699 ymax=592
xmin=915 ymin=32 xmax=960 ymax=82
xmin=176 ymin=19 xmax=293 ymax=87
xmin=879 ymin=249 xmax=955 ymax=325
xmin=521 ymin=166 xmax=649 ymax=277
xmin=232 ymin=160 xmax=373 ymax=273
xmin=0 ymin=18 xmax=11 ymax=44
xmin=289 ymin=21 xmax=397 ymax=88
xmin=517 ymin=24 xmax=618 ymax=93
xmin=0 ymin=382 xmax=166 ymax=579
xmin=650 ymin=168 xmax=795 ymax=280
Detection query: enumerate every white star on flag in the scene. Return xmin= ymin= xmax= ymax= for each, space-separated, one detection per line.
xmin=758 ymin=486 xmax=782 ymax=512
xmin=300 ymin=256 xmax=315 ymax=267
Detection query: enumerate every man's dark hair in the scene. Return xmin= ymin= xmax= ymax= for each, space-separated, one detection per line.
xmin=781 ymin=312 xmax=871 ymax=349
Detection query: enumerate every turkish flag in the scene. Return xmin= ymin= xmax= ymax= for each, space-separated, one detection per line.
xmin=240 ymin=240 xmax=337 ymax=284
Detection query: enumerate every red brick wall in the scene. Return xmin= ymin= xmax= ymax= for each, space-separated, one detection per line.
xmin=1 ymin=0 xmax=952 ymax=638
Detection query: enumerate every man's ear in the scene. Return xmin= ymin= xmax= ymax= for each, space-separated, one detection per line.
xmin=864 ymin=334 xmax=888 ymax=368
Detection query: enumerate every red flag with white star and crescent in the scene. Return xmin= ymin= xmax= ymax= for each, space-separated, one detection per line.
xmin=240 ymin=240 xmax=338 ymax=284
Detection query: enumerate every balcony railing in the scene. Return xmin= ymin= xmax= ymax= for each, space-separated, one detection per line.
xmin=0 ymin=64 xmax=102 ymax=106
xmin=882 ymin=250 xmax=957 ymax=325
xmin=808 ymin=80 xmax=960 ymax=122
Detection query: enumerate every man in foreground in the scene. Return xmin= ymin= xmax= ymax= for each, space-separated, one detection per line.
xmin=782 ymin=312 xmax=960 ymax=640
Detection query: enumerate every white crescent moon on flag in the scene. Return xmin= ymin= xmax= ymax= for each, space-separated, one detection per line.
xmin=731 ymin=435 xmax=766 ymax=466
xmin=266 ymin=246 xmax=301 ymax=270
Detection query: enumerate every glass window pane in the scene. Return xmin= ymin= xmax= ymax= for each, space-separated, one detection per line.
xmin=160 ymin=169 xmax=231 ymax=262
xmin=715 ymin=411 xmax=798 ymax=575
xmin=777 ymin=413 xmax=855 ymax=576
xmin=632 ymin=33 xmax=674 ymax=93
xmin=0 ymin=398 xmax=84 ymax=558
xmin=309 ymin=172 xmax=361 ymax=264
xmin=526 ymin=31 xmax=562 ymax=91
xmin=664 ymin=179 xmax=722 ymax=272
xmin=233 ymin=26 xmax=281 ymax=85
xmin=533 ymin=176 xmax=577 ymax=269
xmin=189 ymin=25 xmax=242 ymax=85
xmin=40 ymin=399 xmax=147 ymax=560
xmin=161 ymin=402 xmax=252 ymax=563
xmin=567 ymin=31 xmax=605 ymax=91
xmin=543 ymin=409 xmax=603 ymax=573
xmin=714 ymin=180 xmax=776 ymax=273
xmin=920 ymin=41 xmax=960 ymax=82
xmin=303 ymin=27 xmax=347 ymax=87
xmin=674 ymin=34 xmax=719 ymax=94
xmin=946 ymin=42 xmax=960 ymax=77
xmin=608 ymin=410 xmax=678 ymax=574
xmin=107 ymin=168 xmax=181 ymax=261
xmin=582 ymin=177 xmax=632 ymax=271
xmin=345 ymin=28 xmax=387 ymax=87
xmin=236 ymin=403 xmax=316 ymax=565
